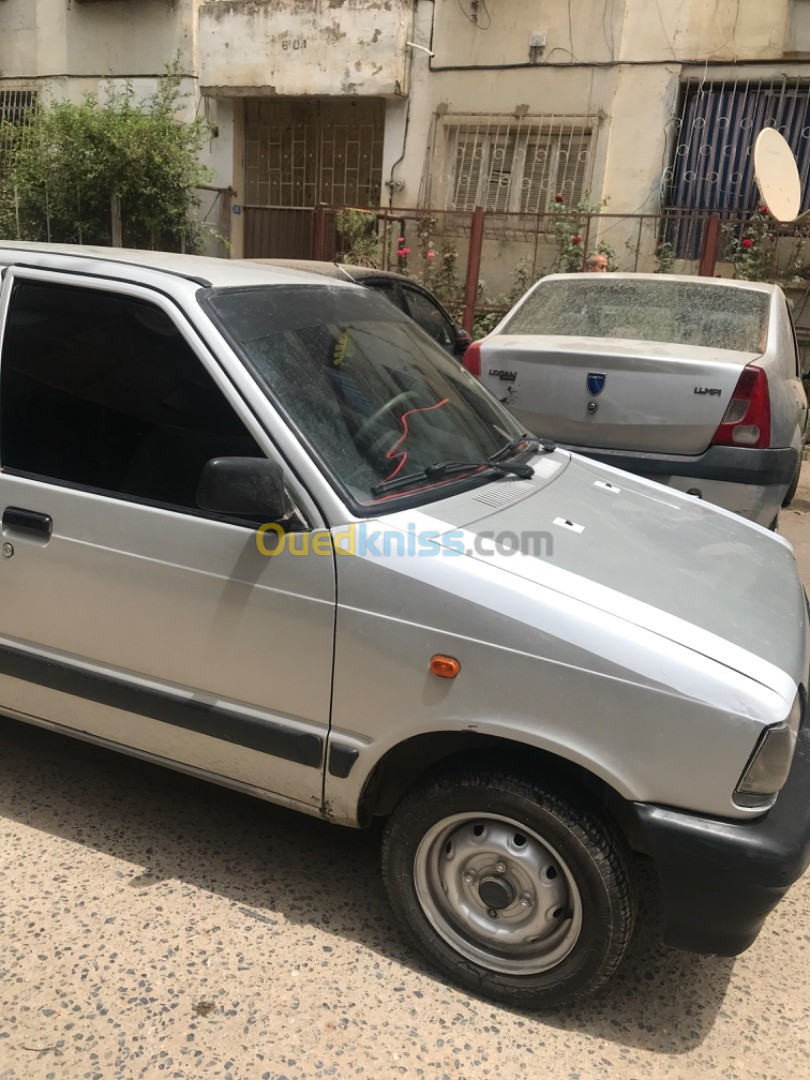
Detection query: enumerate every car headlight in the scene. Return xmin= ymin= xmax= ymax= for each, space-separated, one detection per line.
xmin=734 ymin=693 xmax=803 ymax=806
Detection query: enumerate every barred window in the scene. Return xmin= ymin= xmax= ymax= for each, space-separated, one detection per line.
xmin=0 ymin=89 xmax=37 ymax=170
xmin=666 ymin=78 xmax=810 ymax=213
xmin=0 ymin=90 xmax=36 ymax=128
xmin=664 ymin=78 xmax=810 ymax=257
xmin=443 ymin=118 xmax=596 ymax=214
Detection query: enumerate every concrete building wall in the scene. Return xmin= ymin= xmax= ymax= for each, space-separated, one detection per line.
xmin=0 ymin=0 xmax=46 ymax=76
xmin=0 ymin=0 xmax=805 ymax=260
xmin=0 ymin=0 xmax=199 ymax=129
xmin=618 ymin=0 xmax=791 ymax=62
xmin=198 ymin=0 xmax=412 ymax=97
xmin=384 ymin=0 xmax=801 ymax=223
xmin=0 ymin=0 xmax=196 ymax=81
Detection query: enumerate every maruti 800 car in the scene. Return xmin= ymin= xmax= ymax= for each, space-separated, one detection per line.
xmin=0 ymin=243 xmax=808 ymax=1008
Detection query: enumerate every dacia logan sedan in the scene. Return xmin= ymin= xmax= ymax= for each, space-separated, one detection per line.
xmin=0 ymin=243 xmax=808 ymax=1008
xmin=468 ymin=274 xmax=808 ymax=529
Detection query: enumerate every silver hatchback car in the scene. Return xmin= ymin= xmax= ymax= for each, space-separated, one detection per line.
xmin=468 ymin=274 xmax=808 ymax=528
xmin=0 ymin=243 xmax=808 ymax=1008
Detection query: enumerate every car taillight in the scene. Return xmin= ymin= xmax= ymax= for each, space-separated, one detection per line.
xmin=463 ymin=341 xmax=481 ymax=376
xmin=711 ymin=364 xmax=771 ymax=449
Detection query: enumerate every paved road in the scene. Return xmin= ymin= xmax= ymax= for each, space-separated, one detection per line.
xmin=2 ymin=484 xmax=810 ymax=1079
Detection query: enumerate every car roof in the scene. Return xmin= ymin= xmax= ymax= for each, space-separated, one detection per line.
xmin=246 ymin=259 xmax=412 ymax=285
xmin=0 ymin=242 xmax=360 ymax=290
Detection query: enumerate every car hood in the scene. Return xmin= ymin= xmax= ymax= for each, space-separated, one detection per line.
xmin=384 ymin=452 xmax=807 ymax=697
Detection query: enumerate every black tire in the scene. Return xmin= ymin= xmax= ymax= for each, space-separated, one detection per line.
xmin=382 ymin=764 xmax=635 ymax=1008
xmin=782 ymin=463 xmax=801 ymax=508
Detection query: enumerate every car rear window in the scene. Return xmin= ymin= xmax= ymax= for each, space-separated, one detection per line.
xmin=503 ymin=279 xmax=770 ymax=353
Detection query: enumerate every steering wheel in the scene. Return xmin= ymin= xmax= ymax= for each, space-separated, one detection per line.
xmin=354 ymin=391 xmax=421 ymax=446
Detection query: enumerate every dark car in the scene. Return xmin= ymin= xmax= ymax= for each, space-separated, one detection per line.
xmin=248 ymin=260 xmax=472 ymax=358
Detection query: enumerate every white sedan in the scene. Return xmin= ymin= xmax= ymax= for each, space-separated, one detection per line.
xmin=464 ymin=273 xmax=808 ymax=528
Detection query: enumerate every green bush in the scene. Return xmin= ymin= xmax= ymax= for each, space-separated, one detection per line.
xmin=0 ymin=62 xmax=213 ymax=252
xmin=335 ymin=209 xmax=381 ymax=266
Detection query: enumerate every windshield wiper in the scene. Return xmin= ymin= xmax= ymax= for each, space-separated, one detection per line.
xmin=372 ymin=458 xmax=534 ymax=496
xmin=492 ymin=433 xmax=556 ymax=462
xmin=371 ymin=433 xmax=556 ymax=496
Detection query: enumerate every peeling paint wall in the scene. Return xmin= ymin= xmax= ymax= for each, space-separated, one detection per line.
xmin=0 ymin=0 xmax=804 ymax=259
xmin=388 ymin=0 xmax=802 ymax=220
xmin=618 ymin=0 xmax=791 ymax=62
xmin=427 ymin=0 xmax=792 ymax=68
xmin=198 ymin=0 xmax=411 ymax=96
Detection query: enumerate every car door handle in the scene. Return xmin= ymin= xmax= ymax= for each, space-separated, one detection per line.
xmin=2 ymin=506 xmax=53 ymax=537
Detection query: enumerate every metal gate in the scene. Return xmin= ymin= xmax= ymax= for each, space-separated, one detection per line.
xmin=243 ymin=98 xmax=384 ymax=258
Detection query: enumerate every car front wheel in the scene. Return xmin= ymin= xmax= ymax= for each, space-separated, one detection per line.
xmin=382 ymin=764 xmax=635 ymax=1008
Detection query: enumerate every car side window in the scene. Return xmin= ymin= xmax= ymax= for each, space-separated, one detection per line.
xmin=401 ymin=286 xmax=454 ymax=352
xmin=365 ymin=279 xmax=407 ymax=314
xmin=0 ymin=280 xmax=263 ymax=511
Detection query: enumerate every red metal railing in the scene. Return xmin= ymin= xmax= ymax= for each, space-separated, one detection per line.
xmin=240 ymin=203 xmax=810 ymax=335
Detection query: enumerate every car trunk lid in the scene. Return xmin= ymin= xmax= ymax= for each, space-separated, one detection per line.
xmin=479 ymin=336 xmax=760 ymax=455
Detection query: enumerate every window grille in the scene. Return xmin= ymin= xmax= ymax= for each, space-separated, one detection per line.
xmin=0 ymin=90 xmax=36 ymax=128
xmin=666 ymin=77 xmax=810 ymax=213
xmin=0 ymin=89 xmax=37 ymax=170
xmin=428 ymin=114 xmax=598 ymax=216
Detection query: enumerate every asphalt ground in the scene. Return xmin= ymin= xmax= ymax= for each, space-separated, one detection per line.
xmin=1 ymin=478 xmax=810 ymax=1079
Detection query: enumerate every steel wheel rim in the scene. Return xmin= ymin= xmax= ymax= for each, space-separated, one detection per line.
xmin=413 ymin=812 xmax=583 ymax=975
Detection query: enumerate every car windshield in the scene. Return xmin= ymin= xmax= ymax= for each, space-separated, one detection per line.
xmin=203 ymin=284 xmax=524 ymax=509
xmin=503 ymin=279 xmax=770 ymax=353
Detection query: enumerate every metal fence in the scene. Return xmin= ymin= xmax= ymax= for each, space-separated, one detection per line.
xmin=270 ymin=204 xmax=810 ymax=335
xmin=1 ymin=181 xmax=234 ymax=255
xmin=194 ymin=185 xmax=234 ymax=258
xmin=7 ymin=185 xmax=810 ymax=340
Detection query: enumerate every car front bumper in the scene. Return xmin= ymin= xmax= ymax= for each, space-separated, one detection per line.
xmin=633 ymin=718 xmax=810 ymax=956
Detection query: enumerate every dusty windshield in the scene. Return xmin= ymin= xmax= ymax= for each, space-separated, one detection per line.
xmin=504 ymin=279 xmax=770 ymax=353
xmin=203 ymin=285 xmax=523 ymax=509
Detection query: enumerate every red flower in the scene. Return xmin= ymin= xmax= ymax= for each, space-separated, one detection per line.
xmin=397 ymin=236 xmax=405 ymax=243
xmin=402 ymin=247 xmax=412 ymax=255
xmin=426 ymin=251 xmax=436 ymax=259
xmin=571 ymin=235 xmax=582 ymax=245
xmin=758 ymin=205 xmax=768 ymax=214
xmin=554 ymin=194 xmax=565 ymax=203
xmin=741 ymin=238 xmax=753 ymax=249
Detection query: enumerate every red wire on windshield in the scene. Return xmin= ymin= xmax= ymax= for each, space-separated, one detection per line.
xmin=383 ymin=398 xmax=450 ymax=481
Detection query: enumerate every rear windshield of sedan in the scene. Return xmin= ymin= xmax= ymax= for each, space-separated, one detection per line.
xmin=503 ymin=279 xmax=770 ymax=353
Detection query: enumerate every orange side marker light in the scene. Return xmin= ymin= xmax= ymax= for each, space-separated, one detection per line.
xmin=430 ymin=655 xmax=461 ymax=679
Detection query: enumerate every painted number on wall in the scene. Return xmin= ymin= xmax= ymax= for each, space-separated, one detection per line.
xmin=282 ymin=39 xmax=307 ymax=51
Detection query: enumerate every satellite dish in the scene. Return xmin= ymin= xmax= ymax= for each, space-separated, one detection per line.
xmin=753 ymin=128 xmax=802 ymax=222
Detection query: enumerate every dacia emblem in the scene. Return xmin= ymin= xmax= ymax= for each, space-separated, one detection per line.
xmin=586 ymin=372 xmax=606 ymax=396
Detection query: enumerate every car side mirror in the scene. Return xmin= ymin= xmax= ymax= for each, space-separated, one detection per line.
xmin=454 ymin=327 xmax=473 ymax=356
xmin=196 ymin=457 xmax=292 ymax=520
